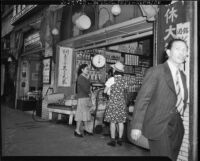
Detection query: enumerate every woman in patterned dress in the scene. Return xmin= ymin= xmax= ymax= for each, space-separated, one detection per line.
xmin=104 ymin=61 xmax=128 ymax=146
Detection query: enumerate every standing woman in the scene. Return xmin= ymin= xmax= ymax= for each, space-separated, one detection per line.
xmin=74 ymin=64 xmax=93 ymax=137
xmin=104 ymin=61 xmax=128 ymax=146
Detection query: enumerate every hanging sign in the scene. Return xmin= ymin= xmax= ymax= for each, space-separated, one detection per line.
xmin=156 ymin=1 xmax=187 ymax=63
xmin=43 ymin=58 xmax=51 ymax=84
xmin=24 ymin=32 xmax=42 ymax=52
xmin=58 ymin=47 xmax=73 ymax=87
xmin=156 ymin=1 xmax=190 ymax=99
xmin=176 ymin=22 xmax=190 ymax=90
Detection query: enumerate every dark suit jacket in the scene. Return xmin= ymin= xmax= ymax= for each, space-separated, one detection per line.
xmin=130 ymin=62 xmax=188 ymax=140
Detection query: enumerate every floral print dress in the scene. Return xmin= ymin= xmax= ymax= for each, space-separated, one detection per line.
xmin=104 ymin=75 xmax=128 ymax=123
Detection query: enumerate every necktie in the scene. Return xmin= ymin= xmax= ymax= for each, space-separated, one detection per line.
xmin=175 ymin=70 xmax=184 ymax=115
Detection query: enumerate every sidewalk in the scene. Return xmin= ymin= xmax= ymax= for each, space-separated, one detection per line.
xmin=1 ymin=104 xmax=150 ymax=156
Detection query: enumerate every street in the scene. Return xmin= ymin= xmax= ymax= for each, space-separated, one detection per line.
xmin=1 ymin=104 xmax=150 ymax=156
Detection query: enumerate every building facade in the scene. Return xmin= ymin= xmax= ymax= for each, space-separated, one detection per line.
xmin=1 ymin=2 xmax=197 ymax=161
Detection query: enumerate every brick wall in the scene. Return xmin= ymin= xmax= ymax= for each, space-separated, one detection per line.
xmin=177 ymin=105 xmax=189 ymax=161
xmin=41 ymin=85 xmax=49 ymax=120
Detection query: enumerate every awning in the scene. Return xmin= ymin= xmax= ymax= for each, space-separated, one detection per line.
xmin=58 ymin=16 xmax=153 ymax=50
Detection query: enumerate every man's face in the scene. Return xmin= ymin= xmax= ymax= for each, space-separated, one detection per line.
xmin=167 ymin=41 xmax=188 ymax=65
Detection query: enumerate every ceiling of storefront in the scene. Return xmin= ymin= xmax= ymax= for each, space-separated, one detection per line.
xmin=58 ymin=16 xmax=153 ymax=50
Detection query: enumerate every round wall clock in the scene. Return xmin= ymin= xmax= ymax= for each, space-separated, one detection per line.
xmin=92 ymin=54 xmax=106 ymax=68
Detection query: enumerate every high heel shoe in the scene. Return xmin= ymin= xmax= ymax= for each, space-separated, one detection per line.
xmin=74 ymin=131 xmax=83 ymax=137
xmin=107 ymin=139 xmax=116 ymax=147
xmin=84 ymin=130 xmax=93 ymax=136
xmin=117 ymin=138 xmax=123 ymax=146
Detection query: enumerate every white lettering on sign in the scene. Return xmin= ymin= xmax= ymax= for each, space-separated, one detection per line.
xmin=164 ymin=25 xmax=176 ymax=41
xmin=164 ymin=7 xmax=178 ymax=24
xmin=58 ymin=47 xmax=73 ymax=87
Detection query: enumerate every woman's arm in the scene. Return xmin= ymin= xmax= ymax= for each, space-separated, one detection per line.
xmin=104 ymin=86 xmax=109 ymax=94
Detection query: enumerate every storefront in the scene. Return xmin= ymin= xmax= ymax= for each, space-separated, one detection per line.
xmin=57 ymin=16 xmax=153 ymax=99
xmin=11 ymin=5 xmax=47 ymax=116
xmin=44 ymin=5 xmax=154 ymax=150
xmin=16 ymin=30 xmax=44 ymax=116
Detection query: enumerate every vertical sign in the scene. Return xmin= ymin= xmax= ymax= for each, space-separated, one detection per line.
xmin=156 ymin=3 xmax=192 ymax=161
xmin=157 ymin=1 xmax=190 ymax=97
xmin=176 ymin=22 xmax=190 ymax=92
xmin=58 ymin=47 xmax=73 ymax=87
xmin=43 ymin=58 xmax=51 ymax=84
xmin=157 ymin=1 xmax=187 ymax=63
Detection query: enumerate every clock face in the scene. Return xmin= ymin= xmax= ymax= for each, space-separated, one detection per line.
xmin=92 ymin=54 xmax=106 ymax=68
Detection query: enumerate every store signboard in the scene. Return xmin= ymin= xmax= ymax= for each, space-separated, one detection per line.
xmin=58 ymin=47 xmax=73 ymax=87
xmin=24 ymin=32 xmax=42 ymax=52
xmin=176 ymin=22 xmax=190 ymax=89
xmin=43 ymin=58 xmax=51 ymax=84
xmin=156 ymin=3 xmax=192 ymax=160
xmin=156 ymin=1 xmax=187 ymax=62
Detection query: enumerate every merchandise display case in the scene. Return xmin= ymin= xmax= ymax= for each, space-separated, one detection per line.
xmin=74 ymin=36 xmax=153 ymax=106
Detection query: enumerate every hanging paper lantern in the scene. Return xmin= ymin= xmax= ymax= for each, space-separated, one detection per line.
xmin=111 ymin=5 xmax=121 ymax=16
xmin=51 ymin=28 xmax=59 ymax=35
xmin=75 ymin=14 xmax=91 ymax=30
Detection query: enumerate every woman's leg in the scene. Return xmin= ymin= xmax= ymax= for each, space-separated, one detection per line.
xmin=83 ymin=121 xmax=93 ymax=134
xmin=118 ymin=123 xmax=124 ymax=139
xmin=75 ymin=121 xmax=82 ymax=134
xmin=117 ymin=123 xmax=124 ymax=145
xmin=107 ymin=122 xmax=117 ymax=146
xmin=110 ymin=122 xmax=116 ymax=139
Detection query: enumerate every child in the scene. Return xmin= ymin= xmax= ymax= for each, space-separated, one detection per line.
xmin=104 ymin=68 xmax=114 ymax=95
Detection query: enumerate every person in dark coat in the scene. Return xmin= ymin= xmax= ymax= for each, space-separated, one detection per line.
xmin=130 ymin=38 xmax=188 ymax=161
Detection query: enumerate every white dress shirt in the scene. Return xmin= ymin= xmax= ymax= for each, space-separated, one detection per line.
xmin=167 ymin=60 xmax=184 ymax=100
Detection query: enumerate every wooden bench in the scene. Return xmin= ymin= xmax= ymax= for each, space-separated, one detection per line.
xmin=47 ymin=104 xmax=76 ymax=125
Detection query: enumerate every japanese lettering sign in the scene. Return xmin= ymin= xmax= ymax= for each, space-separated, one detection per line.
xmin=58 ymin=47 xmax=73 ymax=87
xmin=156 ymin=1 xmax=190 ymax=97
xmin=156 ymin=1 xmax=189 ymax=62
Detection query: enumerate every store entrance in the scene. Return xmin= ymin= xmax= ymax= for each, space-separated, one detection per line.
xmin=17 ymin=53 xmax=43 ymax=117
xmin=73 ymin=35 xmax=153 ymax=148
xmin=75 ymin=35 xmax=153 ymax=102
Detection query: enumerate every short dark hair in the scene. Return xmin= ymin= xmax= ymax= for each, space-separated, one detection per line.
xmin=78 ymin=64 xmax=88 ymax=76
xmin=108 ymin=68 xmax=114 ymax=77
xmin=166 ymin=38 xmax=188 ymax=50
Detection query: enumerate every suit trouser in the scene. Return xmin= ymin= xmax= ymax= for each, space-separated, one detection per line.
xmin=148 ymin=112 xmax=184 ymax=161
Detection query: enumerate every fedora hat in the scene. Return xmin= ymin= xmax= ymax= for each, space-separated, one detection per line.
xmin=111 ymin=61 xmax=124 ymax=72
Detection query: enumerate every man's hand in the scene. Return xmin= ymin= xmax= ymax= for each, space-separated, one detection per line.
xmin=131 ymin=129 xmax=142 ymax=141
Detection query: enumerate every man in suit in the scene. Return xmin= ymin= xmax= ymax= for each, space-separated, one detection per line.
xmin=130 ymin=38 xmax=188 ymax=161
